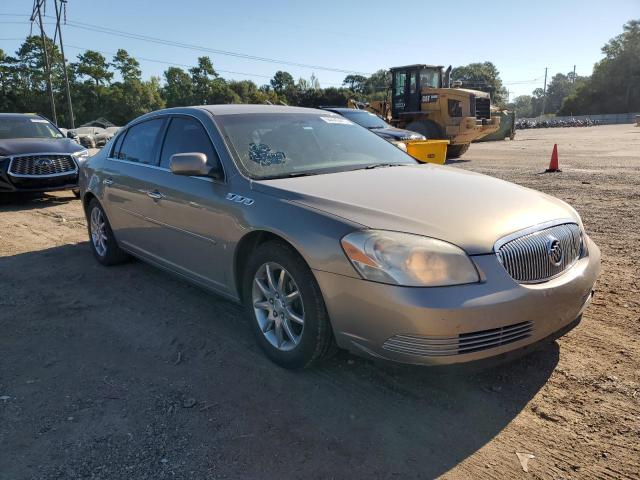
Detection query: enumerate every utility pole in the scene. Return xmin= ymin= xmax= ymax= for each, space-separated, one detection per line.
xmin=31 ymin=0 xmax=57 ymax=125
xmin=53 ymin=0 xmax=74 ymax=128
xmin=572 ymin=65 xmax=576 ymax=84
xmin=540 ymin=67 xmax=548 ymax=118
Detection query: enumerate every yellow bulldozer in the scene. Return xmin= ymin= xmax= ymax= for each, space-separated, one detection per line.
xmin=351 ymin=64 xmax=500 ymax=158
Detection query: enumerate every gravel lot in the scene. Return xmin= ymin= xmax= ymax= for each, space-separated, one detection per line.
xmin=1 ymin=124 xmax=638 ymax=479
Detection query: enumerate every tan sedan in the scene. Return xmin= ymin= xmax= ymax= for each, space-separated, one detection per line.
xmin=79 ymin=105 xmax=600 ymax=369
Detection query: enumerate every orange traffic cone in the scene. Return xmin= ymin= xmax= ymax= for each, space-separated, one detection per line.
xmin=545 ymin=144 xmax=561 ymax=173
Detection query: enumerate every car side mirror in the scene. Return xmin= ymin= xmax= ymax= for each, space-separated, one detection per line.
xmin=170 ymin=152 xmax=221 ymax=179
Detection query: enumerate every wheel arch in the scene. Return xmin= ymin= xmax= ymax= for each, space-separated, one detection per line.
xmin=233 ymin=229 xmax=311 ymax=301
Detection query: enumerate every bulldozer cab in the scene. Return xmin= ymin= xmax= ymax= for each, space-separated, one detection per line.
xmin=390 ymin=65 xmax=445 ymax=118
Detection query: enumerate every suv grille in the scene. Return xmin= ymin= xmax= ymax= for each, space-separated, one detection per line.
xmin=383 ymin=321 xmax=533 ymax=357
xmin=475 ymin=97 xmax=491 ymax=120
xmin=8 ymin=155 xmax=77 ymax=177
xmin=496 ymin=223 xmax=582 ymax=283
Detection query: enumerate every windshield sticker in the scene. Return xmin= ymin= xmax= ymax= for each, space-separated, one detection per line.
xmin=319 ymin=116 xmax=354 ymax=125
xmin=30 ymin=119 xmax=49 ymax=123
xmin=249 ymin=143 xmax=286 ymax=166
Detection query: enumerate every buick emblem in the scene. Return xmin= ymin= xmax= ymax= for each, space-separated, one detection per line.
xmin=546 ymin=236 xmax=563 ymax=266
xmin=35 ymin=158 xmax=54 ymax=168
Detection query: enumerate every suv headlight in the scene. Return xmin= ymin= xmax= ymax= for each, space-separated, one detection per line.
xmin=72 ymin=149 xmax=90 ymax=162
xmin=341 ymin=230 xmax=480 ymax=287
xmin=391 ymin=141 xmax=407 ymax=152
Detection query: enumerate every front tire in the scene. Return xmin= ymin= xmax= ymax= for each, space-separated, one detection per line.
xmin=87 ymin=198 xmax=129 ymax=266
xmin=243 ymin=240 xmax=335 ymax=369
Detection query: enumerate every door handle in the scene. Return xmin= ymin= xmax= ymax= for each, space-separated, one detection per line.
xmin=146 ymin=190 xmax=164 ymax=200
xmin=103 ymin=178 xmax=114 ymax=186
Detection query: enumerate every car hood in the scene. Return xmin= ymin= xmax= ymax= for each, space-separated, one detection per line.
xmin=253 ymin=164 xmax=580 ymax=254
xmin=369 ymin=127 xmax=424 ymax=141
xmin=0 ymin=138 xmax=84 ymax=156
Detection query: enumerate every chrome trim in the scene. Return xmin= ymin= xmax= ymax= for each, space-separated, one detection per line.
xmin=494 ymin=220 xmax=583 ymax=284
xmin=6 ymin=152 xmax=78 ymax=178
xmin=108 ymin=111 xmax=227 ymax=183
xmin=493 ymin=218 xmax=577 ymax=251
xmin=383 ymin=321 xmax=533 ymax=357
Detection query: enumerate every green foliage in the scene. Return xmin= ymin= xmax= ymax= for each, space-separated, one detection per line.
xmin=559 ymin=19 xmax=640 ymax=114
xmin=451 ymin=62 xmax=507 ymax=105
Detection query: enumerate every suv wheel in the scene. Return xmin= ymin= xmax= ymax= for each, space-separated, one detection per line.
xmin=87 ymin=198 xmax=129 ymax=266
xmin=243 ymin=241 xmax=335 ymax=369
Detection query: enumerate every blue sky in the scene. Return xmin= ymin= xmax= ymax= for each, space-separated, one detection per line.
xmin=1 ymin=0 xmax=638 ymax=99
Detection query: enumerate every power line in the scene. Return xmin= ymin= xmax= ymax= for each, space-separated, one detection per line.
xmin=44 ymin=16 xmax=372 ymax=76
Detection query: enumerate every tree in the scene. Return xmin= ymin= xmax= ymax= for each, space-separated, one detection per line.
xmin=451 ymin=62 xmax=507 ymax=105
xmin=189 ymin=56 xmax=218 ymax=104
xmin=270 ymin=70 xmax=295 ymax=94
xmin=163 ymin=66 xmax=193 ymax=107
xmin=363 ymin=69 xmax=390 ymax=100
xmin=508 ymin=95 xmax=534 ymax=118
xmin=112 ymin=49 xmax=141 ymax=82
xmin=73 ymin=50 xmax=112 ymax=87
xmin=342 ymin=74 xmax=367 ymax=92
xmin=559 ymin=19 xmax=640 ymax=114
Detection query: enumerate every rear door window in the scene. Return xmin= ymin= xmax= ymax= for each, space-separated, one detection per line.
xmin=117 ymin=118 xmax=165 ymax=165
xmin=159 ymin=116 xmax=220 ymax=170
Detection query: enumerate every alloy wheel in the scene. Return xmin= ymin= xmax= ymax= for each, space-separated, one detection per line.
xmin=90 ymin=206 xmax=108 ymax=257
xmin=252 ymin=262 xmax=305 ymax=351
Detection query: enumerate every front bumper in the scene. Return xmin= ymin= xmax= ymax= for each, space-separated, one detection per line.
xmin=446 ymin=116 xmax=500 ymax=144
xmin=0 ymin=157 xmax=79 ymax=193
xmin=315 ymin=236 xmax=600 ymax=366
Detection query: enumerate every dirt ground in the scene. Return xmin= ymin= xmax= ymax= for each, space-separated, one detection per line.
xmin=1 ymin=124 xmax=638 ymax=479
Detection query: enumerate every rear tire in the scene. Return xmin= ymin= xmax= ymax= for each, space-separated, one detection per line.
xmin=446 ymin=143 xmax=470 ymax=159
xmin=86 ymin=198 xmax=129 ymax=266
xmin=243 ymin=240 xmax=335 ymax=369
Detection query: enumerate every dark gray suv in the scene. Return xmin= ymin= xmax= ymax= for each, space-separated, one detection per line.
xmin=0 ymin=113 xmax=88 ymax=194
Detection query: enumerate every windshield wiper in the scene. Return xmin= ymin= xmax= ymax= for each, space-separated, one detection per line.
xmin=364 ymin=163 xmax=403 ymax=170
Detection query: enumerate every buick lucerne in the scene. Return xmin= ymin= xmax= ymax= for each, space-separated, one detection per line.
xmin=79 ymin=105 xmax=600 ymax=369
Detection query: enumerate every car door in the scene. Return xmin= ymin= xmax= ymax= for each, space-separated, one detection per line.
xmin=148 ymin=115 xmax=231 ymax=291
xmin=100 ymin=117 xmax=169 ymax=261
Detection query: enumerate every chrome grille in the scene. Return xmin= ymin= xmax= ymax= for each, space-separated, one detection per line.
xmin=496 ymin=223 xmax=582 ymax=283
xmin=383 ymin=321 xmax=533 ymax=357
xmin=8 ymin=154 xmax=77 ymax=177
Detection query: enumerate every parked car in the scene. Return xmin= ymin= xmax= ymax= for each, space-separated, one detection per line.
xmin=0 ymin=113 xmax=89 ymax=195
xmin=104 ymin=126 xmax=121 ymax=139
xmin=71 ymin=126 xmax=110 ymax=149
xmin=80 ymin=105 xmax=600 ymax=369
xmin=321 ymin=107 xmax=425 ymax=151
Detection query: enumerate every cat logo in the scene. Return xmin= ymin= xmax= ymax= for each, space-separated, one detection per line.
xmin=226 ymin=193 xmax=254 ymax=206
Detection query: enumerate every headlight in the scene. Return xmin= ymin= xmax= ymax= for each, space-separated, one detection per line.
xmin=392 ymin=141 xmax=407 ymax=152
xmin=72 ymin=149 xmax=90 ymax=162
xmin=341 ymin=230 xmax=480 ymax=287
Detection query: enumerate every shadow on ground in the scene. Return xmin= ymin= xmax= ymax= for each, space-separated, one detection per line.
xmin=0 ymin=191 xmax=78 ymax=212
xmin=0 ymin=243 xmax=559 ymax=479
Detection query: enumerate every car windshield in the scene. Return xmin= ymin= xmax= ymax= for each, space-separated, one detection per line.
xmin=0 ymin=117 xmax=63 ymax=140
xmin=215 ymin=113 xmax=416 ymax=180
xmin=338 ymin=110 xmax=389 ymax=129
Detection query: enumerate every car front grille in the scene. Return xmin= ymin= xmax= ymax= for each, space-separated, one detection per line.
xmin=496 ymin=223 xmax=582 ymax=283
xmin=475 ymin=97 xmax=491 ymax=120
xmin=383 ymin=321 xmax=533 ymax=357
xmin=8 ymin=154 xmax=77 ymax=177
